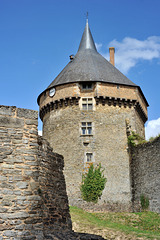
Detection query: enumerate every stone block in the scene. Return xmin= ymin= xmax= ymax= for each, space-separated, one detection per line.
xmin=25 ymin=119 xmax=38 ymax=126
xmin=0 ymin=105 xmax=16 ymax=116
xmin=17 ymin=108 xmax=38 ymax=120
xmin=0 ymin=116 xmax=24 ymax=128
xmin=30 ymin=182 xmax=39 ymax=191
xmin=1 ymin=212 xmax=29 ymax=220
xmin=16 ymin=182 xmax=28 ymax=189
xmin=24 ymin=156 xmax=36 ymax=161
xmin=0 ymin=207 xmax=8 ymax=213
xmin=2 ymin=230 xmax=16 ymax=237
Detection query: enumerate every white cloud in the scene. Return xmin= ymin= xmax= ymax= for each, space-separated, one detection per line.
xmin=102 ymin=36 xmax=160 ymax=74
xmin=145 ymin=117 xmax=160 ymax=140
xmin=95 ymin=43 xmax=102 ymax=51
xmin=38 ymin=130 xmax=42 ymax=136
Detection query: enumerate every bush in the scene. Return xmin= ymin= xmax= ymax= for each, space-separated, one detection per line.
xmin=80 ymin=164 xmax=107 ymax=203
xmin=140 ymin=194 xmax=149 ymax=210
xmin=128 ymin=131 xmax=146 ymax=146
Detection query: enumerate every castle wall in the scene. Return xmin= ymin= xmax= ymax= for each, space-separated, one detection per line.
xmin=131 ymin=137 xmax=160 ymax=213
xmin=40 ymin=81 xmax=148 ymax=211
xmin=0 ymin=105 xmax=71 ymax=239
xmin=43 ymin=101 xmax=143 ymax=211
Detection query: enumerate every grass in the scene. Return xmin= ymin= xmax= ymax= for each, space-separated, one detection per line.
xmin=70 ymin=206 xmax=160 ymax=239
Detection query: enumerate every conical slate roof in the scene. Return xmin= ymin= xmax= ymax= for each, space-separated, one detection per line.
xmin=47 ymin=20 xmax=137 ymax=90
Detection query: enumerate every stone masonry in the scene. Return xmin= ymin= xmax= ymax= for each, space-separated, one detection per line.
xmin=41 ymin=82 xmax=148 ymax=211
xmin=0 ymin=105 xmax=105 ymax=240
xmin=130 ymin=136 xmax=160 ymax=213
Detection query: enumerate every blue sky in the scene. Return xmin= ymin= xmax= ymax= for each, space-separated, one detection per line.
xmin=0 ymin=0 xmax=160 ymax=139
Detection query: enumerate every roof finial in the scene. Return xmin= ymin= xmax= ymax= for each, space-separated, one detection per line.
xmin=78 ymin=13 xmax=97 ymax=52
xmin=86 ymin=11 xmax=88 ymax=23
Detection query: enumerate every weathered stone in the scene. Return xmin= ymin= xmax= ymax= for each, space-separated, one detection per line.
xmin=15 ymin=165 xmax=30 ymax=169
xmin=0 ymin=176 xmax=7 ymax=181
xmin=30 ymin=142 xmax=39 ymax=147
xmin=25 ymin=119 xmax=38 ymax=126
xmin=23 ymin=191 xmax=32 ymax=195
xmin=1 ymin=212 xmax=29 ymax=220
xmin=0 ymin=147 xmax=13 ymax=155
xmin=0 ymin=207 xmax=8 ymax=213
xmin=14 ymin=176 xmax=24 ymax=181
xmin=2 ymin=169 xmax=22 ymax=175
xmin=29 ymin=130 xmax=38 ymax=135
xmin=9 ymin=220 xmax=22 ymax=225
xmin=2 ymin=230 xmax=16 ymax=237
xmin=131 ymin=137 xmax=160 ymax=213
xmin=1 ymin=189 xmax=14 ymax=195
xmin=0 ymin=182 xmax=14 ymax=189
xmin=30 ymin=182 xmax=39 ymax=191
xmin=16 ymin=182 xmax=28 ymax=189
xmin=0 ymin=116 xmax=24 ymax=128
xmin=17 ymin=108 xmax=38 ymax=119
xmin=1 ymin=163 xmax=14 ymax=169
xmin=11 ymin=133 xmax=23 ymax=139
xmin=12 ymin=139 xmax=22 ymax=144
xmin=3 ymin=158 xmax=24 ymax=163
xmin=0 ymin=106 xmax=16 ymax=116
xmin=1 ymin=199 xmax=13 ymax=206
xmin=0 ymin=105 xmax=107 ymax=239
xmin=24 ymin=156 xmax=36 ymax=160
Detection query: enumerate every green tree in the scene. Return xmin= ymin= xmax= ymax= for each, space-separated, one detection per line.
xmin=81 ymin=164 xmax=107 ymax=203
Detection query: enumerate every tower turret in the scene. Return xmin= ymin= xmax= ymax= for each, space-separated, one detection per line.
xmin=37 ymin=21 xmax=148 ymax=211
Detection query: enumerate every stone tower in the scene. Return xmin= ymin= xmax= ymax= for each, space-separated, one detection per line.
xmin=37 ymin=20 xmax=148 ymax=211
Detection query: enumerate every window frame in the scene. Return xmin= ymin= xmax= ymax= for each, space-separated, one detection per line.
xmin=86 ymin=152 xmax=93 ymax=162
xmin=82 ymin=83 xmax=93 ymax=90
xmin=81 ymin=122 xmax=92 ymax=135
xmin=82 ymin=98 xmax=93 ymax=111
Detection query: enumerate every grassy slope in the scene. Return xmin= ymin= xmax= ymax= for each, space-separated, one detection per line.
xmin=70 ymin=206 xmax=160 ymax=240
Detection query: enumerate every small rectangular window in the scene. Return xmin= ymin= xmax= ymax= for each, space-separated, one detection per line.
xmin=81 ymin=122 xmax=92 ymax=135
xmin=86 ymin=153 xmax=92 ymax=162
xmin=82 ymin=83 xmax=93 ymax=90
xmin=82 ymin=98 xmax=93 ymax=110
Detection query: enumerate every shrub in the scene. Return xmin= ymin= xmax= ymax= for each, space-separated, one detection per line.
xmin=80 ymin=164 xmax=107 ymax=203
xmin=140 ymin=194 xmax=149 ymax=210
xmin=128 ymin=131 xmax=147 ymax=146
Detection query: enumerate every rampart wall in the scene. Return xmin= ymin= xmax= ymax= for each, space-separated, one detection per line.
xmin=0 ymin=105 xmax=71 ymax=239
xmin=0 ymin=105 xmax=104 ymax=240
xmin=131 ymin=137 xmax=160 ymax=213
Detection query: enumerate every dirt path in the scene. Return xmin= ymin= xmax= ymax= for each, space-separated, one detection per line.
xmin=72 ymin=221 xmax=148 ymax=240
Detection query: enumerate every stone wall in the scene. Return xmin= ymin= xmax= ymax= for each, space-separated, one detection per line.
xmin=0 ymin=105 xmax=71 ymax=239
xmin=130 ymin=137 xmax=160 ymax=213
xmin=37 ymin=136 xmax=72 ymax=237
xmin=43 ymin=102 xmax=140 ymax=211
xmin=40 ymin=80 xmax=148 ymax=212
xmin=0 ymin=105 xmax=105 ymax=240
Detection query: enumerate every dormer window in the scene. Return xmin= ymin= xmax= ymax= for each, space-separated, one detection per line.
xmin=82 ymin=83 xmax=93 ymax=90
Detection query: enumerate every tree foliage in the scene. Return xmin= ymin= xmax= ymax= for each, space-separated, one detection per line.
xmin=80 ymin=164 xmax=107 ymax=203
